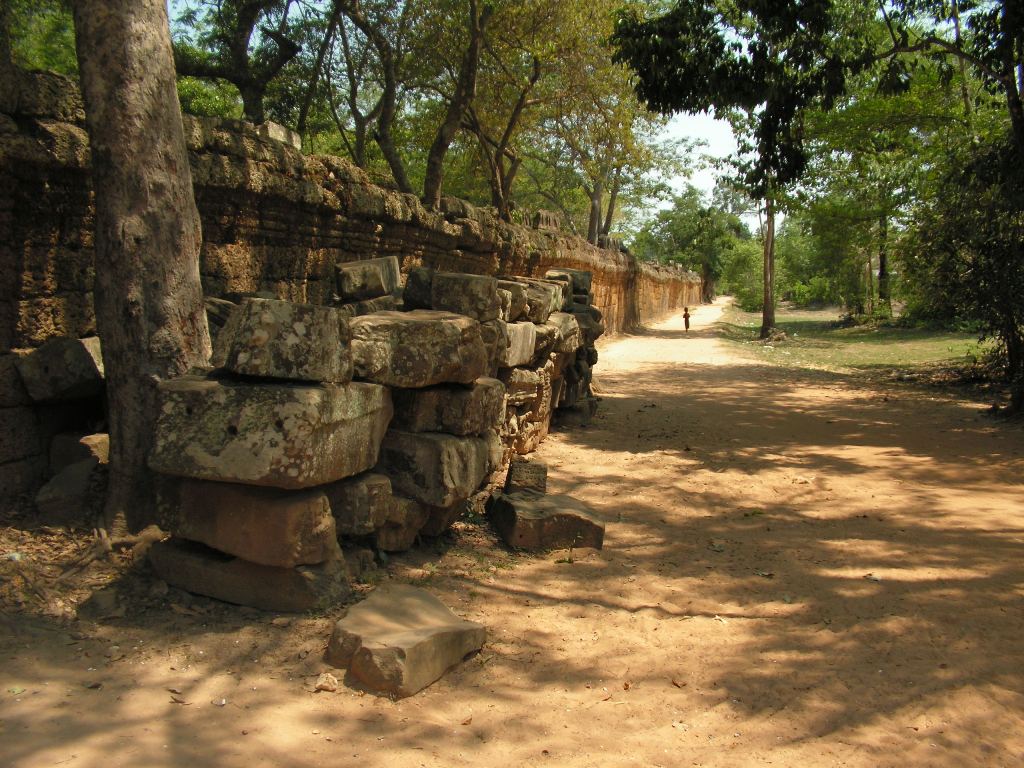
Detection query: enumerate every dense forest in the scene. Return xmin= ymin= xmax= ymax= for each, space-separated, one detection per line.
xmin=5 ymin=0 xmax=1024 ymax=408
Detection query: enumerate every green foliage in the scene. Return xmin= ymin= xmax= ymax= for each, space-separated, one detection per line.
xmin=900 ymin=132 xmax=1024 ymax=408
xmin=720 ymin=239 xmax=764 ymax=312
xmin=176 ymin=77 xmax=243 ymax=118
xmin=9 ymin=0 xmax=76 ymax=75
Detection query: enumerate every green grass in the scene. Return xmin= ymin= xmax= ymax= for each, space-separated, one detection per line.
xmin=718 ymin=303 xmax=988 ymax=374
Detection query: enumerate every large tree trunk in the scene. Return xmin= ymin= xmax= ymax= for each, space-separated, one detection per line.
xmin=422 ymin=0 xmax=491 ymax=209
xmin=759 ymin=195 xmax=776 ymax=338
xmin=296 ymin=1 xmax=342 ymax=138
xmin=72 ymin=0 xmax=213 ymax=532
xmin=586 ymin=180 xmax=603 ymax=245
xmin=601 ymin=169 xmax=621 ymax=237
xmin=878 ymin=212 xmax=890 ymax=312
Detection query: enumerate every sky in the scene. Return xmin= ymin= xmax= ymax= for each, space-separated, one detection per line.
xmin=663 ymin=111 xmax=738 ymax=199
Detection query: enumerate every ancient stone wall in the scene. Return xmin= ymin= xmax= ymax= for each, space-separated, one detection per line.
xmin=0 ymin=69 xmax=701 ymax=503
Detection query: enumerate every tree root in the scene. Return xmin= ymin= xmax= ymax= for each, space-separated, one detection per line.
xmin=56 ymin=525 xmax=165 ymax=582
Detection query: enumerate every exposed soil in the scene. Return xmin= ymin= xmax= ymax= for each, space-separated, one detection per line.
xmin=3 ymin=298 xmax=1024 ymax=767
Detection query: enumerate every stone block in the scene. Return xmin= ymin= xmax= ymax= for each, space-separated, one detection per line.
xmin=402 ymin=267 xmax=433 ymax=309
xmin=496 ymin=280 xmax=528 ymax=321
xmin=480 ymin=319 xmax=509 ymax=377
xmin=336 ymin=295 xmax=398 ymax=318
xmin=335 ymin=256 xmax=401 ymax=301
xmin=573 ymin=312 xmax=606 ymax=347
xmin=377 ymin=430 xmax=490 ymax=507
xmin=326 ymin=472 xmax=393 ymax=536
xmin=497 ymin=289 xmax=512 ymax=322
xmin=256 ymin=121 xmax=302 ymax=150
xmin=149 ymin=538 xmax=350 ymax=613
xmin=324 ymin=584 xmax=486 ymax=698
xmin=531 ymin=324 xmax=558 ymax=366
xmin=0 ymin=355 xmax=31 ymax=407
xmin=375 ymin=496 xmax=430 ymax=552
xmin=499 ymin=367 xmax=540 ymax=407
xmin=391 ymin=378 xmax=504 ymax=436
xmin=0 ymin=406 xmax=42 ymax=464
xmin=34 ymin=458 xmax=105 ymax=525
xmin=488 ymin=491 xmax=604 ymax=550
xmin=212 ymin=298 xmax=352 ymax=383
xmin=502 ymin=322 xmax=537 ymax=368
xmin=0 ymin=455 xmax=47 ymax=498
xmin=430 ymin=272 xmax=500 ymax=322
xmin=505 ymin=456 xmax=547 ymax=494
xmin=545 ymin=268 xmax=592 ymax=294
xmin=50 ymin=432 xmax=109 ymax=475
xmin=350 ymin=310 xmax=487 ymax=388
xmin=149 ymin=375 xmax=392 ymax=489
xmin=160 ymin=479 xmax=340 ymax=567
xmin=15 ymin=337 xmax=104 ymax=402
xmin=420 ymin=500 xmax=466 ymax=537
xmin=546 ymin=312 xmax=581 ymax=354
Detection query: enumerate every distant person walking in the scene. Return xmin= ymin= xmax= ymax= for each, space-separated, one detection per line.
xmin=683 ymin=306 xmax=691 ymax=332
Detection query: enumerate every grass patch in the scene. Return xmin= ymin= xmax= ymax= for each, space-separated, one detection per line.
xmin=718 ymin=303 xmax=988 ymax=374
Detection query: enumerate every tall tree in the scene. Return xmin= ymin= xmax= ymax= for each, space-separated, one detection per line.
xmin=72 ymin=0 xmax=212 ymax=531
xmin=613 ymin=0 xmax=864 ymax=336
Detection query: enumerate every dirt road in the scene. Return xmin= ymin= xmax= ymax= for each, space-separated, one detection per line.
xmin=3 ymin=300 xmax=1024 ymax=767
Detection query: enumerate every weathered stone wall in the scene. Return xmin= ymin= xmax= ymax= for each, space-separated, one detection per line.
xmin=0 ymin=69 xmax=700 ymax=501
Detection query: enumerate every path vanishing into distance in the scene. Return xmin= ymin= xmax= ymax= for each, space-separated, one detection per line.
xmin=4 ymin=299 xmax=1024 ymax=768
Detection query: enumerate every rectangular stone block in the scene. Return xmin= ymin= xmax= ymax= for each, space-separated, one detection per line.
xmin=545 ymin=268 xmax=592 ymax=294
xmin=159 ymin=478 xmax=341 ymax=567
xmin=391 ymin=378 xmax=504 ymax=436
xmin=480 ymin=319 xmax=508 ymax=377
xmin=488 ymin=491 xmax=604 ymax=551
xmin=0 ymin=455 xmax=46 ymax=498
xmin=0 ymin=355 xmax=31 ymax=407
xmin=50 ymin=432 xmax=109 ymax=475
xmin=430 ymin=272 xmax=500 ymax=322
xmin=350 ymin=310 xmax=487 ymax=388
xmin=402 ymin=267 xmax=433 ymax=309
xmin=546 ymin=312 xmax=581 ymax=354
xmin=496 ymin=280 xmax=529 ymax=321
xmin=15 ymin=337 xmax=104 ymax=402
xmin=326 ymin=472 xmax=393 ymax=536
xmin=212 ymin=298 xmax=352 ymax=383
xmin=497 ymin=289 xmax=512 ymax=322
xmin=34 ymin=458 xmax=105 ymax=525
xmin=505 ymin=456 xmax=547 ymax=494
xmin=149 ymin=538 xmax=350 ymax=613
xmin=502 ymin=321 xmax=537 ymax=368
xmin=0 ymin=406 xmax=42 ymax=464
xmin=375 ymin=496 xmax=430 ymax=552
xmin=335 ymin=256 xmax=401 ymax=301
xmin=499 ymin=367 xmax=540 ymax=407
xmin=376 ymin=430 xmax=490 ymax=507
xmin=336 ymin=295 xmax=398 ymax=318
xmin=149 ymin=375 xmax=392 ymax=489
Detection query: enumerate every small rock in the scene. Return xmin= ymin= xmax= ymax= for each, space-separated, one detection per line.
xmin=314 ymin=672 xmax=339 ymax=693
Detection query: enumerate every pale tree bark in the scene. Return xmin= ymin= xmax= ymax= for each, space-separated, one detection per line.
xmin=760 ymin=194 xmax=776 ymax=338
xmin=72 ymin=0 xmax=212 ymax=532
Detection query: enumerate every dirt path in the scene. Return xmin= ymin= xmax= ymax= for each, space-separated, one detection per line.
xmin=4 ymin=300 xmax=1024 ymax=767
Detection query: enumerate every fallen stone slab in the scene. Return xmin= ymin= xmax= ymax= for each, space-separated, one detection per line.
xmin=390 ymin=378 xmax=504 ymax=436
xmin=15 ymin=337 xmax=104 ymax=402
xmin=573 ymin=312 xmax=606 ymax=347
xmin=531 ymin=323 xmax=558 ymax=366
xmin=159 ymin=478 xmax=340 ymax=567
xmin=546 ymin=312 xmax=581 ymax=353
xmin=149 ymin=375 xmax=392 ymax=489
xmin=326 ymin=472 xmax=394 ymax=536
xmin=212 ymin=298 xmax=352 ymax=383
xmin=323 ymin=584 xmax=485 ymax=698
xmin=480 ymin=319 xmax=509 ymax=376
xmin=149 ymin=537 xmax=350 ymax=612
xmin=350 ymin=310 xmax=487 ymax=388
xmin=377 ymin=430 xmax=490 ymax=507
xmin=545 ymin=268 xmax=592 ymax=294
xmin=504 ymin=456 xmax=547 ymax=494
xmin=499 ymin=367 xmax=540 ymax=407
xmin=402 ymin=267 xmax=433 ymax=309
xmin=34 ymin=458 xmax=105 ymax=525
xmin=429 ymin=272 xmax=500 ymax=322
xmin=496 ymin=280 xmax=529 ymax=321
xmin=336 ymin=295 xmax=399 ymax=318
xmin=501 ymin=322 xmax=537 ymax=368
xmin=419 ymin=500 xmax=465 ymax=537
xmin=335 ymin=256 xmax=401 ymax=301
xmin=375 ymin=496 xmax=430 ymax=552
xmin=488 ymin=491 xmax=604 ymax=550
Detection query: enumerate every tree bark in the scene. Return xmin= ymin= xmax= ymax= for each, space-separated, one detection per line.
xmin=759 ymin=195 xmax=776 ymax=338
xmin=72 ymin=0 xmax=213 ymax=531
xmin=602 ymin=168 xmax=621 ymax=237
xmin=422 ymin=0 xmax=491 ymax=209
xmin=586 ymin=180 xmax=603 ymax=245
xmin=877 ymin=211 xmax=891 ymax=312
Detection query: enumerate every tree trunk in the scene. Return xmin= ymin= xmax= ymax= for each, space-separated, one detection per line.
xmin=602 ymin=169 xmax=621 ymax=237
xmin=239 ymin=80 xmax=266 ymax=124
xmin=878 ymin=212 xmax=891 ymax=312
xmin=759 ymin=195 xmax=776 ymax=338
xmin=72 ymin=0 xmax=213 ymax=531
xmin=586 ymin=181 xmax=603 ymax=245
xmin=296 ymin=1 xmax=342 ymax=138
xmin=0 ymin=1 xmax=12 ymax=70
xmin=422 ymin=0 xmax=491 ymax=209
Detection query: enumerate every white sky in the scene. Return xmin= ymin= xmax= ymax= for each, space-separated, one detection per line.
xmin=663 ymin=111 xmax=738 ymax=199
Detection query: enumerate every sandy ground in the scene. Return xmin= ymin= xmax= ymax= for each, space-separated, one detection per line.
xmin=3 ymin=298 xmax=1024 ymax=767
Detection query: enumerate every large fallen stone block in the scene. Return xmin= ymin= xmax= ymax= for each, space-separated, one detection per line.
xmin=402 ymin=267 xmax=433 ymax=309
xmin=501 ymin=322 xmax=537 ymax=368
xmin=350 ymin=310 xmax=487 ymax=388
xmin=546 ymin=312 xmax=581 ymax=354
xmin=150 ymin=538 xmax=350 ymax=612
xmin=336 ymin=295 xmax=399 ymax=319
xmin=34 ymin=458 xmax=105 ymax=524
xmin=212 ymin=298 xmax=352 ymax=383
xmin=496 ymin=280 xmax=529 ymax=321
xmin=429 ymin=272 xmax=500 ymax=322
xmin=489 ymin=491 xmax=605 ymax=550
xmin=391 ymin=378 xmax=504 ymax=436
xmin=480 ymin=319 xmax=509 ymax=376
xmin=505 ymin=456 xmax=547 ymax=494
xmin=335 ymin=256 xmax=401 ymax=301
xmin=545 ymin=268 xmax=593 ymax=294
xmin=377 ymin=430 xmax=490 ymax=507
xmin=420 ymin=500 xmax=465 ymax=537
xmin=15 ymin=337 xmax=104 ymax=402
xmin=149 ymin=375 xmax=392 ymax=489
xmin=499 ymin=367 xmax=540 ymax=407
xmin=531 ymin=323 xmax=558 ymax=366
xmin=375 ymin=496 xmax=430 ymax=552
xmin=573 ymin=312 xmax=606 ymax=347
xmin=324 ymin=584 xmax=485 ymax=698
xmin=50 ymin=432 xmax=109 ymax=475
xmin=159 ymin=479 xmax=340 ymax=567
xmin=326 ymin=472 xmax=393 ymax=536
xmin=496 ymin=289 xmax=513 ymax=322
